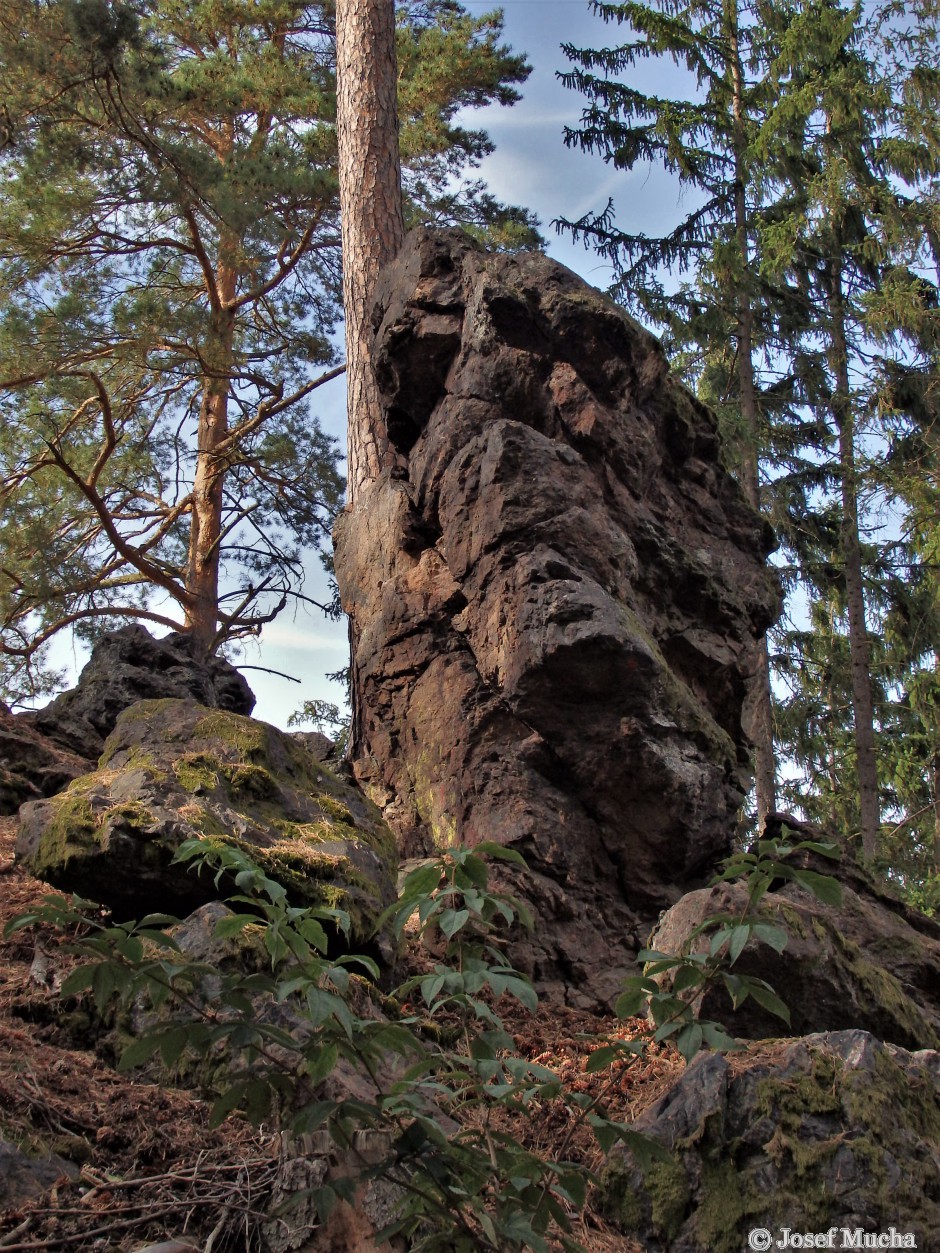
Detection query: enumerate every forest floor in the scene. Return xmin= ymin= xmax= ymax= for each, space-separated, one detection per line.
xmin=0 ymin=815 xmax=681 ymax=1252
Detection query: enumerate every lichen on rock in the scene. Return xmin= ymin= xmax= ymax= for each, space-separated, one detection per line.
xmin=601 ymin=1030 xmax=940 ymax=1252
xmin=15 ymin=699 xmax=397 ymax=944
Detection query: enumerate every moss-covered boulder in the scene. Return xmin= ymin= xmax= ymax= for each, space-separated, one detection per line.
xmin=14 ymin=699 xmax=397 ymax=945
xmin=601 ymin=1030 xmax=940 ymax=1252
xmin=648 ymin=872 xmax=940 ymax=1051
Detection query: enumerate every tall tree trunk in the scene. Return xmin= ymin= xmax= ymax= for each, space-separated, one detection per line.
xmin=186 ymin=260 xmax=237 ymax=657
xmin=334 ymin=0 xmax=405 ymax=756
xmin=336 ymin=0 xmax=405 ymax=506
xmin=727 ymin=0 xmax=777 ymax=826
xmin=827 ymin=258 xmax=881 ymax=860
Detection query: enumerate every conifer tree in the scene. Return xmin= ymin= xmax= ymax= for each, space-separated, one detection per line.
xmin=756 ymin=0 xmax=940 ymax=859
xmin=558 ymin=0 xmax=782 ymax=826
xmin=0 ymin=0 xmax=535 ymax=698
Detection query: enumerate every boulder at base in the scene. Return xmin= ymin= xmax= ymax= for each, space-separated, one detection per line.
xmin=647 ymin=868 xmax=940 ymax=1051
xmin=334 ymin=227 xmax=779 ymax=1000
xmin=601 ymin=1030 xmax=940 ymax=1252
xmin=15 ymin=699 xmax=396 ymax=944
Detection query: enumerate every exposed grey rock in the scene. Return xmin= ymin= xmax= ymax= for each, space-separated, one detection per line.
xmin=334 ymin=227 xmax=778 ymax=999
xmin=601 ymin=1030 xmax=940 ymax=1251
xmin=15 ymin=699 xmax=396 ymax=945
xmin=0 ymin=1140 xmax=79 ymax=1207
xmin=289 ymin=731 xmax=336 ymax=763
xmin=30 ymin=627 xmax=255 ymax=760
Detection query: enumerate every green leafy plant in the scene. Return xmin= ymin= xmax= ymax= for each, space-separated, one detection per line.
xmin=6 ymin=841 xmax=633 ymax=1250
xmin=5 ymin=831 xmax=840 ymax=1249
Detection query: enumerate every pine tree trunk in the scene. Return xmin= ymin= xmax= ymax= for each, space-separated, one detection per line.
xmin=336 ymin=0 xmax=405 ymax=506
xmin=334 ymin=0 xmax=405 ymax=756
xmin=827 ymin=260 xmax=880 ymax=859
xmin=727 ymin=0 xmax=777 ymax=826
xmin=186 ymin=262 xmax=237 ymax=657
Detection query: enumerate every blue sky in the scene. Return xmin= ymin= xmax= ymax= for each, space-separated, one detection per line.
xmin=244 ymin=0 xmax=692 ymax=728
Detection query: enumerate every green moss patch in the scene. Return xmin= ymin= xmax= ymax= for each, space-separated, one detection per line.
xmin=21 ymin=699 xmax=398 ymax=944
xmin=174 ymin=753 xmax=221 ymax=794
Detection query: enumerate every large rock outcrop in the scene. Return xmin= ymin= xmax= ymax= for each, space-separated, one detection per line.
xmin=334 ymin=228 xmax=778 ymax=998
xmin=601 ymin=1030 xmax=940 ymax=1252
xmin=15 ymin=699 xmax=396 ymax=944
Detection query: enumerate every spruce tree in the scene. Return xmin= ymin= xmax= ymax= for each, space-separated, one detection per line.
xmin=756 ymin=0 xmax=940 ymax=859
xmin=558 ymin=0 xmax=783 ymax=825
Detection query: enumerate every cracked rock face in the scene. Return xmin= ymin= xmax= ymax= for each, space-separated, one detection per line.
xmin=334 ymin=228 xmax=778 ymax=1002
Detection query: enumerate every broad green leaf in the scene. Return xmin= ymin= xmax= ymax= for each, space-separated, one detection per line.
xmin=676 ymin=1021 xmax=704 ymax=1063
xmin=615 ymin=979 xmax=656 ymax=1018
xmin=652 ymin=1018 xmax=684 ymax=1042
xmin=118 ymin=1034 xmax=163 ymax=1071
xmin=752 ymin=923 xmax=788 ymax=953
xmin=438 ymin=908 xmax=470 ymax=939
xmin=789 ymin=868 xmax=843 ymax=906
xmin=701 ymin=1022 xmax=741 ymax=1052
xmin=421 ymin=972 xmax=446 ymax=1005
xmin=672 ymin=962 xmax=707 ymax=994
xmin=794 ymin=840 xmax=841 ymax=860
xmin=743 ymin=979 xmax=792 ymax=1025
xmin=158 ymin=1027 xmax=190 ymax=1069
xmin=502 ymin=974 xmax=538 ymax=1011
xmin=457 ymin=854 xmax=489 ymax=889
xmin=304 ymin=1043 xmax=338 ymax=1085
xmin=585 ymin=1044 xmax=620 ymax=1073
xmin=213 ymin=913 xmax=256 ymax=940
xmin=138 ymin=913 xmax=182 ymax=928
xmin=727 ymin=924 xmax=750 ymax=965
xmin=615 ymin=1127 xmax=674 ymax=1170
xmin=209 ymin=1083 xmax=251 ymax=1128
xmin=473 ymin=841 xmax=527 ymax=867
xmin=59 ymin=965 xmax=96 ymax=998
xmin=399 ymin=862 xmax=443 ymax=899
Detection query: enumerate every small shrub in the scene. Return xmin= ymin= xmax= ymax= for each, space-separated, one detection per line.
xmin=6 ymin=830 xmax=841 ymax=1249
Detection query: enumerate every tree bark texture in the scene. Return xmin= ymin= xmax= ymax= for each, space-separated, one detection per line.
xmin=335 ymin=0 xmax=405 ymax=506
xmin=827 ymin=260 xmax=881 ymax=860
xmin=186 ymin=258 xmax=237 ymax=657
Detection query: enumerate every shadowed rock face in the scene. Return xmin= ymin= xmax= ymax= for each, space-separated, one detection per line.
xmin=334 ymin=228 xmax=778 ymax=1001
